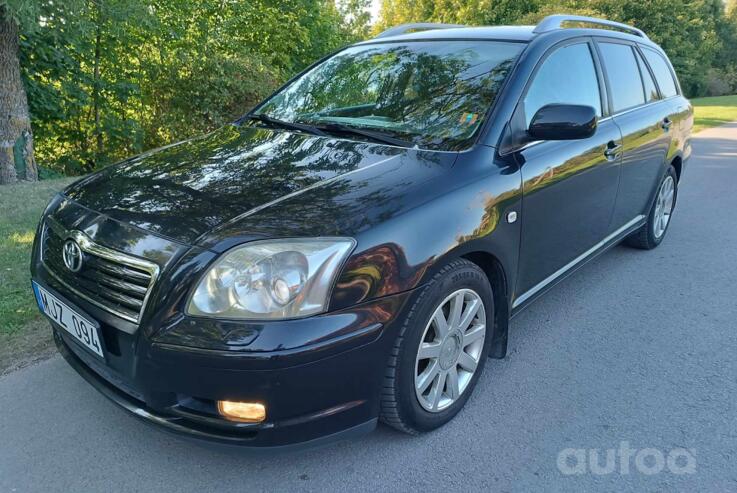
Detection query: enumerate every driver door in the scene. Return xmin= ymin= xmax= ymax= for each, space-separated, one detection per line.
xmin=512 ymin=39 xmax=622 ymax=305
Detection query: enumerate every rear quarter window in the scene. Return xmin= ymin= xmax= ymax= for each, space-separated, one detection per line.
xmin=634 ymin=50 xmax=659 ymax=102
xmin=641 ymin=48 xmax=679 ymax=98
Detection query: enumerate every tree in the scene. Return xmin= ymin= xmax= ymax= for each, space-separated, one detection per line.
xmin=337 ymin=0 xmax=373 ymax=40
xmin=20 ymin=0 xmax=360 ymax=175
xmin=0 ymin=2 xmax=37 ymax=184
xmin=728 ymin=0 xmax=737 ymax=18
xmin=376 ymin=0 xmax=737 ymax=97
xmin=375 ymin=0 xmax=544 ymax=31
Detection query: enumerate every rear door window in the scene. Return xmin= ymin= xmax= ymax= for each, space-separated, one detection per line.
xmin=634 ymin=50 xmax=659 ymax=102
xmin=523 ymin=43 xmax=602 ymax=127
xmin=642 ymin=48 xmax=678 ymax=97
xmin=598 ymin=42 xmax=645 ymax=113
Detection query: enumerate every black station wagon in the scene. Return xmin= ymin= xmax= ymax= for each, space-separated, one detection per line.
xmin=31 ymin=15 xmax=692 ymax=448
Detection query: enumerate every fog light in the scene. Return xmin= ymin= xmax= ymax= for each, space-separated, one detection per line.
xmin=217 ymin=401 xmax=266 ymax=423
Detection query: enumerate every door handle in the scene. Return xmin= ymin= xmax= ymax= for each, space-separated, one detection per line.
xmin=604 ymin=141 xmax=622 ymax=160
xmin=662 ymin=118 xmax=673 ymax=131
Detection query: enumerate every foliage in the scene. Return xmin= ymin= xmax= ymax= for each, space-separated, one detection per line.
xmin=376 ymin=0 xmax=737 ymax=99
xmin=15 ymin=0 xmax=367 ymax=175
xmin=11 ymin=0 xmax=737 ymax=177
xmin=1 ymin=0 xmax=44 ymax=30
xmin=704 ymin=68 xmax=734 ymax=97
xmin=337 ymin=0 xmax=374 ymax=39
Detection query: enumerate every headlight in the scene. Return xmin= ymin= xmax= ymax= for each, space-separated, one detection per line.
xmin=186 ymin=238 xmax=355 ymax=320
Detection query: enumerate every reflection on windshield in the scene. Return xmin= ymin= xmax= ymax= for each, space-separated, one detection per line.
xmin=255 ymin=41 xmax=523 ymax=150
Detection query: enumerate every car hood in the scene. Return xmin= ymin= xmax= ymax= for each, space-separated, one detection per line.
xmin=65 ymin=124 xmax=456 ymax=246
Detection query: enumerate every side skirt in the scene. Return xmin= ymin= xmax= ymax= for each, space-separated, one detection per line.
xmin=510 ymin=215 xmax=646 ymax=316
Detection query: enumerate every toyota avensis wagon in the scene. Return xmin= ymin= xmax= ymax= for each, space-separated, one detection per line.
xmin=31 ymin=15 xmax=692 ymax=448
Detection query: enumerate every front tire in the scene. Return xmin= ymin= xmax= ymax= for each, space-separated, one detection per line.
xmin=379 ymin=259 xmax=493 ymax=434
xmin=626 ymin=165 xmax=678 ymax=250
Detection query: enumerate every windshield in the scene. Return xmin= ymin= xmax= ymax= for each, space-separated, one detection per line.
xmin=253 ymin=41 xmax=524 ymax=151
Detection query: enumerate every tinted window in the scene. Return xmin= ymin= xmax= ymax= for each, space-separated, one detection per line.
xmin=523 ymin=43 xmax=601 ymax=127
xmin=599 ymin=43 xmax=645 ymax=112
xmin=256 ymin=41 xmax=523 ymax=151
xmin=642 ymin=48 xmax=678 ymax=97
xmin=635 ymin=50 xmax=658 ymax=102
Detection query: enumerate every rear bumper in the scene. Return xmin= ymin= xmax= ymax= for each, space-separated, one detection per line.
xmin=49 ymin=287 xmax=416 ymax=449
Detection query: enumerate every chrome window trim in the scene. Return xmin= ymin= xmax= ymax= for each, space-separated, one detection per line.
xmin=517 ymin=96 xmax=678 ymax=153
xmin=41 ymin=216 xmax=160 ymax=324
xmin=513 ymin=215 xmax=646 ymax=308
xmin=601 ymin=94 xmax=678 ymax=121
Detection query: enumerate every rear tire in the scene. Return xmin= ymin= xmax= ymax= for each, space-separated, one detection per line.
xmin=379 ymin=259 xmax=493 ymax=434
xmin=625 ymin=165 xmax=678 ymax=250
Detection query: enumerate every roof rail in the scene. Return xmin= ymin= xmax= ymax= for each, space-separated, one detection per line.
xmin=533 ymin=14 xmax=648 ymax=39
xmin=375 ymin=23 xmax=466 ymax=39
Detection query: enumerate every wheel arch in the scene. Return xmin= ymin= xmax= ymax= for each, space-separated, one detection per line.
xmin=461 ymin=251 xmax=510 ymax=359
xmin=644 ymin=150 xmax=683 ymax=216
xmin=670 ymin=154 xmax=683 ymax=182
xmin=405 ymin=243 xmax=513 ymax=359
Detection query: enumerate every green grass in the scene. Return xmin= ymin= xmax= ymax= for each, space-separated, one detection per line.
xmin=692 ymin=95 xmax=737 ymax=133
xmin=0 ymin=178 xmax=76 ymax=335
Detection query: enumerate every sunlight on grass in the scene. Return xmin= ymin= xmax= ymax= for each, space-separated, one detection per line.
xmin=692 ymin=95 xmax=737 ymax=133
xmin=8 ymin=231 xmax=36 ymax=245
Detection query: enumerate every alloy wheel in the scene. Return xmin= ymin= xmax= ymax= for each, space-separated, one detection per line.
xmin=414 ymin=289 xmax=486 ymax=412
xmin=653 ymin=175 xmax=675 ymax=239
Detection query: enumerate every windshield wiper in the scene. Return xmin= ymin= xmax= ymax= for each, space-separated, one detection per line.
xmin=245 ymin=114 xmax=327 ymax=137
xmin=245 ymin=114 xmax=414 ymax=147
xmin=314 ymin=123 xmax=415 ymax=148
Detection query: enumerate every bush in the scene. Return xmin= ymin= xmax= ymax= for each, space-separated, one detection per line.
xmin=37 ymin=165 xmax=64 ymax=180
xmin=705 ymin=69 xmax=733 ymax=97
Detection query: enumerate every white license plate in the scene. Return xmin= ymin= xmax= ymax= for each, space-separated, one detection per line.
xmin=33 ymin=282 xmax=104 ymax=358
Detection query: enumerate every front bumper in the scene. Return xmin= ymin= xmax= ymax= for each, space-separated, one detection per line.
xmin=31 ymin=197 xmax=417 ymax=449
xmin=48 ymin=287 xmax=415 ymax=449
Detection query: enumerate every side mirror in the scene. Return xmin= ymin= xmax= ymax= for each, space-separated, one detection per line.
xmin=528 ymin=104 xmax=597 ymax=141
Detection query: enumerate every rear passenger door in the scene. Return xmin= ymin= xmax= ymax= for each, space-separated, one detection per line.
xmin=514 ymin=39 xmax=623 ymax=300
xmin=641 ymin=47 xmax=691 ymax=156
xmin=595 ymin=39 xmax=674 ymax=228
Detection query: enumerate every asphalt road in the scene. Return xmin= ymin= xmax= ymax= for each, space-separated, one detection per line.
xmin=2 ymin=124 xmax=737 ymax=492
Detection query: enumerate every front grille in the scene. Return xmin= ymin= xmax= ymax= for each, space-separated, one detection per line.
xmin=41 ymin=218 xmax=158 ymax=323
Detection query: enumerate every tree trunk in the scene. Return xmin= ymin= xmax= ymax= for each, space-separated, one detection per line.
xmin=0 ymin=6 xmax=38 ymax=185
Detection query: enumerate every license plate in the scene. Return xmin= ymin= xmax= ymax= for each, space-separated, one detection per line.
xmin=32 ymin=281 xmax=104 ymax=358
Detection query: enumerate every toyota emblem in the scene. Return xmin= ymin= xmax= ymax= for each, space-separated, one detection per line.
xmin=62 ymin=239 xmax=83 ymax=272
